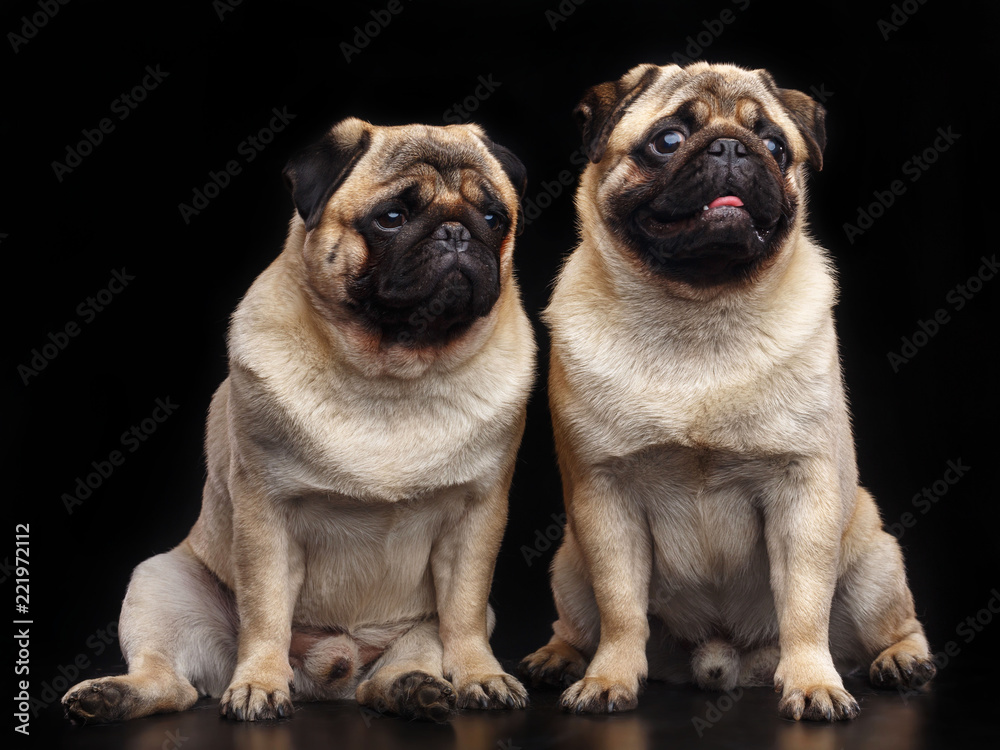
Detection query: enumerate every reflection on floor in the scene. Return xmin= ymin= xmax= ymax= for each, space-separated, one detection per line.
xmin=50 ymin=665 xmax=991 ymax=750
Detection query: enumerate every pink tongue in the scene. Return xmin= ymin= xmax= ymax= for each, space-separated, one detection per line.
xmin=709 ymin=195 xmax=744 ymax=208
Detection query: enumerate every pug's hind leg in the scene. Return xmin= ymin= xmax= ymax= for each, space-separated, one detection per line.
xmin=519 ymin=635 xmax=588 ymax=689
xmin=62 ymin=543 xmax=237 ymax=723
xmin=837 ymin=489 xmax=936 ymax=692
xmin=356 ymin=620 xmax=456 ymax=722
xmin=61 ymin=657 xmax=196 ymax=725
xmin=520 ymin=531 xmax=596 ymax=688
xmin=869 ymin=628 xmax=936 ymax=691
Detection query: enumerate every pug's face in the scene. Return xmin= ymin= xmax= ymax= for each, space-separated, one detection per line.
xmin=283 ymin=119 xmax=526 ymax=348
xmin=575 ymin=62 xmax=826 ymax=288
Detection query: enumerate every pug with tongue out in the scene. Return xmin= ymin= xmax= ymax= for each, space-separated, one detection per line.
xmin=520 ymin=62 xmax=935 ymax=722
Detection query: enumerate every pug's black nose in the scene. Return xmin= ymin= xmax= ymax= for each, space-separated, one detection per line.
xmin=707 ymin=138 xmax=748 ymax=163
xmin=431 ymin=222 xmax=471 ymax=253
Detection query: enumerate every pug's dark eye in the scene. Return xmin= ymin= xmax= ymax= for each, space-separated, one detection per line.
xmin=763 ymin=137 xmax=787 ymax=165
xmin=650 ymin=130 xmax=686 ymax=156
xmin=374 ymin=210 xmax=406 ymax=230
xmin=484 ymin=213 xmax=502 ymax=230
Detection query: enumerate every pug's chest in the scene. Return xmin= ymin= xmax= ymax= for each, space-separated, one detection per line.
xmin=576 ymin=370 xmax=824 ymax=461
xmin=569 ymin=325 xmax=837 ymax=462
xmin=666 ymin=393 xmax=818 ymax=455
xmin=286 ymin=393 xmax=516 ymax=502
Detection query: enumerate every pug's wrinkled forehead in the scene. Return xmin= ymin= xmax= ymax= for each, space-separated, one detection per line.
xmin=359 ymin=126 xmax=510 ymax=210
xmin=377 ymin=126 xmax=493 ymax=174
xmin=633 ymin=64 xmax=781 ymax=120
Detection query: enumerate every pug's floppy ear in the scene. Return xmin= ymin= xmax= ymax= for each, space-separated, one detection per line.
xmin=479 ymin=136 xmax=528 ymax=236
xmin=574 ymin=64 xmax=660 ymax=164
xmin=775 ymin=88 xmax=827 ymax=171
xmin=282 ymin=118 xmax=372 ymax=231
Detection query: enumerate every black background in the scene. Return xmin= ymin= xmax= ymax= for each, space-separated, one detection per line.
xmin=5 ymin=0 xmax=998 ymax=747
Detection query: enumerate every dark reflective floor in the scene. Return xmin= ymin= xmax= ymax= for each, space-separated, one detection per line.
xmin=44 ymin=661 xmax=992 ymax=750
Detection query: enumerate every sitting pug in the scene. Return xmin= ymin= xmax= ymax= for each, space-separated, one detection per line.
xmin=520 ymin=62 xmax=935 ymax=721
xmin=63 ymin=119 xmax=536 ymax=723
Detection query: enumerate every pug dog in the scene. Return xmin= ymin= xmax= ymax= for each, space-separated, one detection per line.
xmin=519 ymin=62 xmax=935 ymax=721
xmin=62 ymin=119 xmax=535 ymax=723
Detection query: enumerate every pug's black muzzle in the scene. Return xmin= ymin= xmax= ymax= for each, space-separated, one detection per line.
xmin=616 ymin=136 xmax=794 ymax=285
xmin=351 ymin=221 xmax=501 ymax=345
